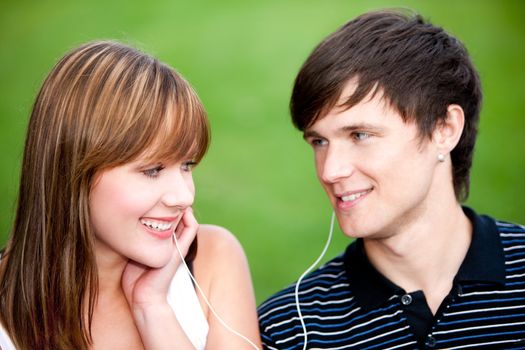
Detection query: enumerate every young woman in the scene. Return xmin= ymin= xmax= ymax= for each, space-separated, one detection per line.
xmin=0 ymin=41 xmax=261 ymax=349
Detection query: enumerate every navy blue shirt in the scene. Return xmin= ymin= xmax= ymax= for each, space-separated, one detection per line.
xmin=258 ymin=208 xmax=525 ymax=349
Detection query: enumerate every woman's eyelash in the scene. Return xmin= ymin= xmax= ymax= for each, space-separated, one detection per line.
xmin=142 ymin=165 xmax=165 ymax=178
xmin=182 ymin=161 xmax=197 ymax=172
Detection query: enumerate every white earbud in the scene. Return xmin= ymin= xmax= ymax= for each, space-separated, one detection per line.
xmin=295 ymin=211 xmax=335 ymax=350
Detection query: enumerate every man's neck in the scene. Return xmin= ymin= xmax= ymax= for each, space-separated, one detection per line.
xmin=363 ymin=201 xmax=472 ymax=314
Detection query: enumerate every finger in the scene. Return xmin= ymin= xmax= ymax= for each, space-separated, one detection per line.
xmin=121 ymin=260 xmax=148 ymax=301
xmin=174 ymin=207 xmax=197 ymax=235
xmin=173 ymin=208 xmax=199 ymax=257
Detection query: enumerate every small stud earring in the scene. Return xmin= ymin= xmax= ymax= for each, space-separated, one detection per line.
xmin=437 ymin=153 xmax=445 ymax=162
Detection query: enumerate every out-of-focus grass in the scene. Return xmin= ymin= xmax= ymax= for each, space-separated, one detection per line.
xmin=1 ymin=0 xmax=524 ymax=303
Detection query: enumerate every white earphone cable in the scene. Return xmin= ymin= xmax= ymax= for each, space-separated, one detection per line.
xmin=173 ymin=233 xmax=261 ymax=350
xmin=294 ymin=211 xmax=335 ymax=350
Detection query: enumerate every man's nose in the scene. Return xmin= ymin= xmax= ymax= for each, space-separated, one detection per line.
xmin=320 ymin=146 xmax=355 ymax=184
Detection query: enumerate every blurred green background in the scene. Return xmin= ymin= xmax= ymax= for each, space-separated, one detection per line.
xmin=1 ymin=0 xmax=524 ymax=304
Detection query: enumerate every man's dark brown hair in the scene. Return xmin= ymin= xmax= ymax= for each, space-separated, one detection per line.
xmin=290 ymin=9 xmax=482 ymax=201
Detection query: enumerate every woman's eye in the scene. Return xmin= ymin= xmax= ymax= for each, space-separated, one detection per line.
xmin=142 ymin=165 xmax=164 ymax=178
xmin=182 ymin=161 xmax=197 ymax=172
xmin=353 ymin=132 xmax=370 ymax=141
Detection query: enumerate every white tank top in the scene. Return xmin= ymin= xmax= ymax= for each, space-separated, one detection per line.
xmin=0 ymin=265 xmax=209 ymax=349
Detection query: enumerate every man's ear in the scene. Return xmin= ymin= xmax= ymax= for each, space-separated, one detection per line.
xmin=433 ymin=104 xmax=465 ymax=153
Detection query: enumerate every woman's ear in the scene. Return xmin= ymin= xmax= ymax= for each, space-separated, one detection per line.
xmin=433 ymin=104 xmax=465 ymax=153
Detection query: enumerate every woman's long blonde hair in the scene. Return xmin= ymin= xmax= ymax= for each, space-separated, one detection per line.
xmin=0 ymin=41 xmax=209 ymax=349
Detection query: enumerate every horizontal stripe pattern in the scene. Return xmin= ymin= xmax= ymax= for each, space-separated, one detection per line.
xmin=258 ymin=220 xmax=525 ymax=349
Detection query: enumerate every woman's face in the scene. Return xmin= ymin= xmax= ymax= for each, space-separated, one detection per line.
xmin=89 ymin=157 xmax=196 ymax=268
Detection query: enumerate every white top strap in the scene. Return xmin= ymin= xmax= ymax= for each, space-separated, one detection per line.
xmin=168 ymin=264 xmax=209 ymax=350
xmin=0 ymin=323 xmax=16 ymax=350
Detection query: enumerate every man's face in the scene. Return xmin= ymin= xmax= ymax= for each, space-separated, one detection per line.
xmin=304 ymin=82 xmax=442 ymax=239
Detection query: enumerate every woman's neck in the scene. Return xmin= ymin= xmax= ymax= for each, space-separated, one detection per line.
xmin=90 ymin=242 xmax=144 ymax=349
xmin=93 ymin=239 xmax=128 ymax=294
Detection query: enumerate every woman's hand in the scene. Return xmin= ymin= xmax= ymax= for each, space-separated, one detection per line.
xmin=121 ymin=207 xmax=198 ymax=308
xmin=121 ymin=207 xmax=199 ymax=350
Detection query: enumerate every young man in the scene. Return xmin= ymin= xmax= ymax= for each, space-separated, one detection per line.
xmin=258 ymin=10 xmax=525 ymax=350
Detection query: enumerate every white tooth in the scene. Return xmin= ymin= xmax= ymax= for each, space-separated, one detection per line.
xmin=141 ymin=219 xmax=172 ymax=231
xmin=342 ymin=191 xmax=368 ymax=202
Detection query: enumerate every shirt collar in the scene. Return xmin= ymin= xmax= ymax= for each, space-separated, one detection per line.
xmin=344 ymin=206 xmax=506 ymax=311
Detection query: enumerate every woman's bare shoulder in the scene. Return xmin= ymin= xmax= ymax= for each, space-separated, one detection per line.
xmin=194 ymin=224 xmax=247 ymax=266
xmin=191 ymin=225 xmax=260 ymax=347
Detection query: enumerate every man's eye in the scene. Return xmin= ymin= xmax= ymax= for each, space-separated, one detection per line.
xmin=142 ymin=165 xmax=164 ymax=178
xmin=182 ymin=161 xmax=197 ymax=172
xmin=353 ymin=132 xmax=370 ymax=141
xmin=310 ymin=138 xmax=328 ymax=147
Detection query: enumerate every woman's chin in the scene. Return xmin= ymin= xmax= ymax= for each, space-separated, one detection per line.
xmin=132 ymin=253 xmax=172 ymax=269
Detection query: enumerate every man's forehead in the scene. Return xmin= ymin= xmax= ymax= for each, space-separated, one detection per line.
xmin=303 ymin=94 xmax=421 ymax=140
xmin=305 ymin=96 xmax=391 ymax=130
xmin=337 ymin=78 xmax=360 ymax=102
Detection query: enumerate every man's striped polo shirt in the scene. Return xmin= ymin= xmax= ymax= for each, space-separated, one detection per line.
xmin=258 ymin=208 xmax=525 ymax=349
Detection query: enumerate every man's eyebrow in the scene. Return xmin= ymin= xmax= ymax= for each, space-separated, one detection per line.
xmin=303 ymin=123 xmax=383 ymax=140
xmin=340 ymin=123 xmax=383 ymax=133
xmin=303 ymin=130 xmax=322 ymax=140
